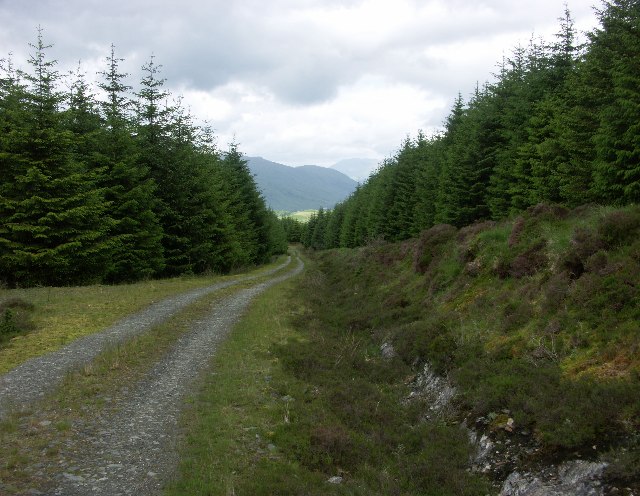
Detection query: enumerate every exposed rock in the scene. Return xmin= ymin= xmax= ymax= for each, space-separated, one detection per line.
xmin=490 ymin=414 xmax=516 ymax=433
xmin=404 ymin=364 xmax=612 ymax=495
xmin=380 ymin=342 xmax=396 ymax=359
xmin=468 ymin=430 xmax=494 ymax=470
xmin=406 ymin=363 xmax=456 ymax=419
xmin=500 ymin=461 xmax=608 ymax=496
xmin=62 ymin=472 xmax=85 ymax=483
xmin=327 ymin=476 xmax=343 ymax=484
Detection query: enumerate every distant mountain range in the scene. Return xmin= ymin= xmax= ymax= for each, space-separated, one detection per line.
xmin=246 ymin=157 xmax=358 ymax=212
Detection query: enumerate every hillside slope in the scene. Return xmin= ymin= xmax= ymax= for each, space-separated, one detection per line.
xmin=271 ymin=204 xmax=640 ymax=493
xmin=246 ymin=157 xmax=357 ymax=212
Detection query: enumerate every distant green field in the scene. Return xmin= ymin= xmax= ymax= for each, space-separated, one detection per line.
xmin=277 ymin=210 xmax=317 ymax=222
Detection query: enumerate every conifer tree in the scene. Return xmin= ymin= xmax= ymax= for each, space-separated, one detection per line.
xmin=98 ymin=46 xmax=164 ymax=281
xmin=65 ymin=65 xmax=105 ymax=169
xmin=518 ymin=9 xmax=581 ymax=205
xmin=309 ymin=208 xmax=327 ymax=250
xmin=386 ymin=138 xmax=420 ymax=239
xmin=164 ymin=104 xmax=240 ymax=273
xmin=0 ymin=29 xmax=112 ymax=286
xmin=362 ymin=160 xmax=391 ymax=240
xmin=339 ymin=186 xmax=363 ymax=248
xmin=0 ymin=54 xmax=27 ymax=216
xmin=412 ymin=133 xmax=444 ymax=232
xmin=219 ymin=143 xmax=272 ymax=265
xmin=590 ymin=0 xmax=640 ymax=204
xmin=324 ymin=202 xmax=344 ymax=248
xmin=434 ymin=94 xmax=467 ymax=224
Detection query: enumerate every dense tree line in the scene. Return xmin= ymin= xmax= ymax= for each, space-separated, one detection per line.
xmin=0 ymin=30 xmax=286 ymax=287
xmin=301 ymin=0 xmax=640 ymax=249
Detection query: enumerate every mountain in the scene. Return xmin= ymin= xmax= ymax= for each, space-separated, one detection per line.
xmin=246 ymin=157 xmax=358 ymax=212
xmin=330 ymin=158 xmax=380 ymax=182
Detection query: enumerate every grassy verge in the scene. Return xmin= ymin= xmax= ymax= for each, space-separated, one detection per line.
xmin=0 ymin=257 xmax=287 ymax=373
xmin=0 ymin=259 xmax=291 ymax=494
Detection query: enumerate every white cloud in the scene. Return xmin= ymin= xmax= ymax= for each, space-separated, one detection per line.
xmin=0 ymin=0 xmax=600 ymax=166
xmin=184 ymin=75 xmax=446 ymax=166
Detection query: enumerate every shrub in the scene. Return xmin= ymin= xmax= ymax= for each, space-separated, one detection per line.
xmin=403 ymin=422 xmax=488 ymax=495
xmin=509 ymin=240 xmax=547 ymax=278
xmin=413 ymin=224 xmax=457 ymax=274
xmin=584 ymin=250 xmax=608 ymax=274
xmin=570 ymin=262 xmax=639 ymax=321
xmin=309 ymin=424 xmax=355 ymax=469
xmin=393 ymin=317 xmax=457 ymax=374
xmin=535 ymin=378 xmax=640 ymax=450
xmin=0 ymin=297 xmax=35 ymax=344
xmin=562 ymin=227 xmax=604 ymax=278
xmin=427 ymin=256 xmax=464 ymax=295
xmin=605 ymin=441 xmax=640 ymax=489
xmin=597 ymin=207 xmax=640 ymax=248
xmin=458 ymin=220 xmax=497 ymax=262
xmin=526 ymin=203 xmax=569 ymax=221
xmin=508 ymin=216 xmax=526 ymax=247
xmin=501 ymin=299 xmax=534 ymax=332
xmin=543 ymin=271 xmax=571 ymax=311
xmin=0 ymin=309 xmax=18 ymax=337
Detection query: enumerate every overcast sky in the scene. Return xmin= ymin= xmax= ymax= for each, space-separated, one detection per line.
xmin=0 ymin=0 xmax=599 ymax=167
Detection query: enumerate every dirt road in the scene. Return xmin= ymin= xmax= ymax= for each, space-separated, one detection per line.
xmin=0 ymin=256 xmax=303 ymax=495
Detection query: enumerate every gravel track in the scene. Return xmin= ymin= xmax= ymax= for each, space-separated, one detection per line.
xmin=48 ymin=256 xmax=303 ymax=495
xmin=0 ymin=257 xmax=291 ymax=420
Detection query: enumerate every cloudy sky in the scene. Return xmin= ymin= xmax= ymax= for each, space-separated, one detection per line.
xmin=0 ymin=0 xmax=599 ymax=167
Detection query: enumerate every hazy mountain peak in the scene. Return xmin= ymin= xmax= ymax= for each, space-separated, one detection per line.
xmin=246 ymin=157 xmax=357 ymax=212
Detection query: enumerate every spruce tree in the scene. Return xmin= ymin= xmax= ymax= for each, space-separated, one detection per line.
xmin=520 ymin=9 xmax=581 ymax=206
xmin=98 ymin=46 xmax=164 ymax=281
xmin=386 ymin=137 xmax=420 ymax=239
xmin=412 ymin=133 xmax=444 ymax=232
xmin=324 ymin=202 xmax=344 ymax=248
xmin=591 ymin=0 xmax=640 ymax=204
xmin=219 ymin=143 xmax=272 ymax=266
xmin=434 ymin=94 xmax=466 ymax=224
xmin=0 ymin=29 xmax=112 ymax=286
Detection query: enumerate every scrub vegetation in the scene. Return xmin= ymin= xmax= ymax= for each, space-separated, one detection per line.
xmin=171 ymin=204 xmax=639 ymax=494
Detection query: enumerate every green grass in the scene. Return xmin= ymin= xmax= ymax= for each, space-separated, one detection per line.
xmin=0 ymin=257 xmax=287 ymax=373
xmin=279 ymin=210 xmax=317 ymax=222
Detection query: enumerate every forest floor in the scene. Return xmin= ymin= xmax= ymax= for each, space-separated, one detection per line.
xmin=0 ymin=255 xmax=303 ymax=495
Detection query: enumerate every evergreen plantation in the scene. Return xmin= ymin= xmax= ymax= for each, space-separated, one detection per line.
xmin=300 ymin=1 xmax=640 ymax=249
xmin=0 ymin=31 xmax=287 ymax=287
